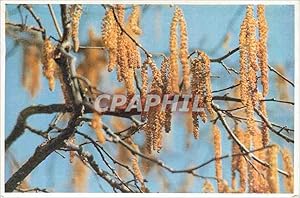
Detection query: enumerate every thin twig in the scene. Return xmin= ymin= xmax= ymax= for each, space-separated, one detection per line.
xmin=47 ymin=4 xmax=62 ymax=40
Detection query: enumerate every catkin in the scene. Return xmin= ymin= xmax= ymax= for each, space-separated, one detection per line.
xmin=72 ymin=157 xmax=88 ymax=192
xmin=169 ymin=7 xmax=191 ymax=93
xmin=22 ymin=44 xmax=41 ymax=97
xmin=258 ymin=93 xmax=269 ymax=147
xmin=199 ymin=51 xmax=213 ymax=115
xmin=267 ymin=145 xmax=279 ymax=193
xmin=202 ymin=180 xmax=214 ymax=193
xmin=257 ymin=5 xmax=269 ymax=97
xmin=143 ymin=58 xmax=164 ymax=153
xmin=169 ymin=8 xmax=180 ymax=93
xmin=178 ymin=8 xmax=190 ymax=91
xmin=213 ymin=124 xmax=223 ymax=192
xmin=281 ymin=149 xmax=293 ymax=193
xmin=127 ymin=5 xmax=142 ymax=35
xmin=91 ymin=113 xmax=106 ymax=144
xmin=70 ymin=4 xmax=83 ymax=52
xmin=239 ymin=17 xmax=248 ymax=106
xmin=102 ymin=8 xmax=118 ymax=71
xmin=42 ymin=38 xmax=56 ymax=91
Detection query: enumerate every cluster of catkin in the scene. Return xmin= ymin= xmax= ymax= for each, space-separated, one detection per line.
xmin=169 ymin=7 xmax=190 ymax=93
xmin=190 ymin=51 xmax=213 ymax=139
xmin=101 ymin=5 xmax=142 ymax=97
xmin=70 ymin=4 xmax=83 ymax=52
xmin=22 ymin=44 xmax=41 ymax=97
xmin=239 ymin=5 xmax=269 ymax=136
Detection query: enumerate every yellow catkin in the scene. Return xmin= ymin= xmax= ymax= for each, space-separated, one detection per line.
xmin=70 ymin=4 xmax=83 ymax=52
xmin=258 ymin=93 xmax=269 ymax=147
xmin=128 ymin=139 xmax=144 ymax=184
xmin=281 ymin=149 xmax=294 ymax=193
xmin=178 ymin=8 xmax=190 ymax=91
xmin=127 ymin=5 xmax=142 ymax=35
xmin=72 ymin=157 xmax=88 ymax=192
xmin=169 ymin=8 xmax=180 ymax=94
xmin=257 ymin=5 xmax=269 ymax=97
xmin=249 ymin=126 xmax=268 ymax=193
xmin=239 ymin=17 xmax=248 ymax=106
xmin=213 ymin=124 xmax=223 ymax=192
xmin=199 ymin=51 xmax=213 ymax=115
xmin=202 ymin=179 xmax=214 ymax=193
xmin=192 ymin=112 xmax=199 ymax=139
xmin=160 ymin=57 xmax=172 ymax=134
xmin=141 ymin=59 xmax=149 ymax=98
xmin=91 ymin=113 xmax=106 ymax=144
xmin=267 ymin=145 xmax=279 ymax=193
xmin=236 ymin=127 xmax=248 ymax=192
xmin=102 ymin=8 xmax=118 ymax=71
xmin=42 ymin=38 xmax=56 ymax=91
xmin=22 ymin=44 xmax=41 ymax=97
xmin=144 ymin=58 xmax=164 ymax=153
xmin=231 ymin=125 xmax=240 ymax=190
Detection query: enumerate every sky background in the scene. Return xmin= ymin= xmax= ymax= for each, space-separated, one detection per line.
xmin=5 ymin=4 xmax=295 ymax=193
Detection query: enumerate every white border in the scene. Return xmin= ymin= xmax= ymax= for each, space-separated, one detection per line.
xmin=1 ymin=1 xmax=299 ymax=198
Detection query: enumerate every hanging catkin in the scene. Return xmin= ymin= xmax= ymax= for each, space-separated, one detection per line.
xmin=169 ymin=7 xmax=190 ymax=93
xmin=42 ymin=38 xmax=56 ymax=91
xmin=258 ymin=93 xmax=269 ymax=147
xmin=91 ymin=113 xmax=106 ymax=144
xmin=127 ymin=139 xmax=144 ymax=185
xmin=199 ymin=51 xmax=213 ymax=115
xmin=102 ymin=8 xmax=118 ymax=71
xmin=143 ymin=58 xmax=164 ymax=153
xmin=127 ymin=5 xmax=142 ymax=35
xmin=267 ymin=145 xmax=279 ymax=193
xmin=160 ymin=57 xmax=172 ymax=134
xmin=239 ymin=16 xmax=248 ymax=106
xmin=169 ymin=8 xmax=180 ymax=93
xmin=22 ymin=44 xmax=41 ymax=97
xmin=178 ymin=8 xmax=190 ymax=91
xmin=281 ymin=149 xmax=293 ymax=193
xmin=213 ymin=124 xmax=223 ymax=192
xmin=70 ymin=4 xmax=83 ymax=52
xmin=202 ymin=179 xmax=214 ymax=193
xmin=257 ymin=5 xmax=269 ymax=97
xmin=72 ymin=157 xmax=88 ymax=192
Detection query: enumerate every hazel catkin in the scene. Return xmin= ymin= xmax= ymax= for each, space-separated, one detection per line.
xmin=70 ymin=4 xmax=83 ymax=52
xmin=42 ymin=38 xmax=56 ymax=91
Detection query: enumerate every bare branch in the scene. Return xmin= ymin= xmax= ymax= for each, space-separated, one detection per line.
xmin=47 ymin=4 xmax=62 ymax=40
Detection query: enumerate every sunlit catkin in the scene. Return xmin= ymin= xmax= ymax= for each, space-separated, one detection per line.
xmin=42 ymin=38 xmax=56 ymax=91
xmin=102 ymin=8 xmax=118 ymax=71
xmin=70 ymin=4 xmax=83 ymax=52
xmin=22 ymin=44 xmax=41 ymax=97
xmin=169 ymin=7 xmax=180 ymax=93
xmin=239 ymin=17 xmax=248 ymax=106
xmin=72 ymin=157 xmax=88 ymax=192
xmin=91 ymin=113 xmax=106 ymax=144
xmin=267 ymin=145 xmax=279 ymax=193
xmin=202 ymin=179 xmax=214 ymax=193
xmin=281 ymin=149 xmax=293 ymax=193
xmin=257 ymin=5 xmax=269 ymax=97
xmin=258 ymin=93 xmax=269 ymax=147
xmin=199 ymin=51 xmax=213 ymax=114
xmin=128 ymin=139 xmax=144 ymax=184
xmin=127 ymin=5 xmax=142 ymax=35
xmin=213 ymin=124 xmax=223 ymax=192
xmin=178 ymin=8 xmax=190 ymax=91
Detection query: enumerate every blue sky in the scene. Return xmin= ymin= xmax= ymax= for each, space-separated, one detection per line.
xmin=5 ymin=4 xmax=294 ymax=193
